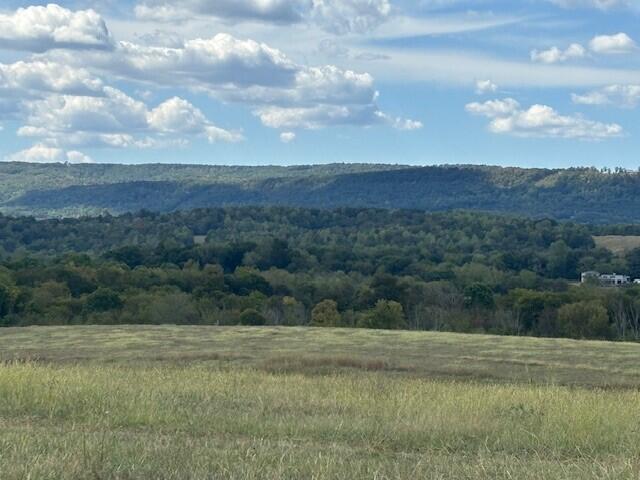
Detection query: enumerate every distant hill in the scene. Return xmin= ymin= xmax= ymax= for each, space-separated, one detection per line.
xmin=1 ymin=162 xmax=640 ymax=223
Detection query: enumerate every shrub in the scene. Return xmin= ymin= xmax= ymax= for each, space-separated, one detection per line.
xmin=359 ymin=300 xmax=407 ymax=330
xmin=239 ymin=309 xmax=267 ymax=326
xmin=311 ymin=300 xmax=342 ymax=327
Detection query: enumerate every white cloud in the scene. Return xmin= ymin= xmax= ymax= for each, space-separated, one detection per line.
xmin=357 ymin=48 xmax=640 ymax=87
xmin=466 ymin=98 xmax=623 ymax=140
xmin=5 ymin=144 xmax=93 ymax=164
xmin=0 ymin=61 xmax=103 ymax=97
xmin=0 ymin=4 xmax=113 ymax=52
xmin=378 ymin=112 xmax=423 ymax=130
xmin=528 ymin=34 xmax=634 ymax=66
xmin=280 ymin=131 xmax=296 ymax=143
xmin=18 ymin=87 xmax=240 ymax=149
xmin=136 ymin=0 xmax=306 ymax=24
xmin=548 ymin=0 xmax=629 ymax=9
xmin=572 ymin=85 xmax=640 ymax=108
xmin=135 ymin=0 xmax=392 ymax=34
xmin=475 ymin=79 xmax=498 ymax=95
xmin=0 ymin=5 xmax=420 ymax=150
xmin=466 ymin=98 xmax=520 ymax=118
xmin=148 ymin=97 xmax=243 ymax=142
xmin=255 ymin=104 xmax=420 ymax=131
xmin=256 ymin=104 xmax=377 ymax=129
xmin=310 ymin=0 xmax=391 ymax=35
xmin=589 ymin=33 xmax=636 ymax=54
xmin=86 ymin=35 xmax=298 ymax=89
xmin=51 ymin=34 xmax=418 ymax=132
xmin=531 ymin=43 xmax=586 ymax=64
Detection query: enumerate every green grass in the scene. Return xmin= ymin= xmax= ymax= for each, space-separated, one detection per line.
xmin=3 ymin=325 xmax=640 ymax=388
xmin=2 ymin=326 xmax=640 ymax=479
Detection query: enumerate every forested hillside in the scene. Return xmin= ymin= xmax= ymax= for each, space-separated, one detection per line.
xmin=2 ymin=163 xmax=640 ymax=223
xmin=3 ymin=206 xmax=640 ymax=341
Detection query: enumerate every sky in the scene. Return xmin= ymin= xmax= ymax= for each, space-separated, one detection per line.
xmin=0 ymin=1 xmax=639 ymax=168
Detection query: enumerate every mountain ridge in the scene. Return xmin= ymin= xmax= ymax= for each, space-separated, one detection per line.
xmin=1 ymin=162 xmax=639 ymax=223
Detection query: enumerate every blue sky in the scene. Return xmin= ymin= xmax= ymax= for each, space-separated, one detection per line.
xmin=0 ymin=0 xmax=639 ymax=168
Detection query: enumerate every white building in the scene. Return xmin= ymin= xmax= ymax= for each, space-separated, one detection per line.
xmin=599 ymin=273 xmax=630 ymax=287
xmin=581 ymin=271 xmax=631 ymax=287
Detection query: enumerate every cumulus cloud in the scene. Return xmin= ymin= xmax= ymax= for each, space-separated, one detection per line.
xmin=5 ymin=144 xmax=93 ymax=164
xmin=86 ymin=35 xmax=299 ymax=89
xmin=148 ymin=97 xmax=244 ymax=143
xmin=18 ymin=87 xmax=241 ymax=149
xmin=589 ymin=33 xmax=636 ymax=54
xmin=0 ymin=4 xmax=113 ymax=52
xmin=51 ymin=33 xmax=418 ymax=132
xmin=531 ymin=43 xmax=586 ymax=64
xmin=475 ymin=79 xmax=498 ymax=95
xmin=572 ymin=85 xmax=640 ymax=108
xmin=466 ymin=98 xmax=520 ymax=118
xmin=0 ymin=61 xmax=103 ymax=97
xmin=0 ymin=5 xmax=416 ymax=154
xmin=466 ymin=98 xmax=623 ymax=140
xmin=135 ymin=0 xmax=392 ymax=34
xmin=280 ymin=131 xmax=296 ymax=143
xmin=529 ymin=33 xmax=634 ymax=66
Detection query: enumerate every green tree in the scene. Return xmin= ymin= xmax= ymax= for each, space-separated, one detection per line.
xmin=86 ymin=288 xmax=123 ymax=312
xmin=626 ymin=248 xmax=640 ymax=280
xmin=239 ymin=309 xmax=267 ymax=326
xmin=311 ymin=300 xmax=342 ymax=327
xmin=359 ymin=300 xmax=407 ymax=330
xmin=464 ymin=283 xmax=495 ymax=309
xmin=0 ymin=282 xmax=17 ymax=320
xmin=557 ymin=301 xmax=612 ymax=339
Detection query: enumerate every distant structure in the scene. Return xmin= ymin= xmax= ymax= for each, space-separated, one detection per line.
xmin=581 ymin=271 xmax=634 ymax=287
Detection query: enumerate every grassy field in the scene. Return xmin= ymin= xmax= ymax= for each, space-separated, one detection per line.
xmin=2 ymin=326 xmax=640 ymax=479
xmin=594 ymin=235 xmax=640 ymax=255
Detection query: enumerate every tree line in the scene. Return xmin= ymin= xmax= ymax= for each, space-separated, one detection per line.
xmin=2 ymin=207 xmax=640 ymax=340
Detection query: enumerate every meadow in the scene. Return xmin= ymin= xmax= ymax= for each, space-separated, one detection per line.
xmin=2 ymin=326 xmax=640 ymax=479
xmin=593 ymin=235 xmax=640 ymax=255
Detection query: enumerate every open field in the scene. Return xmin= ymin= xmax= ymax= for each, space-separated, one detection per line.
xmin=2 ymin=326 xmax=640 ymax=479
xmin=594 ymin=235 xmax=640 ymax=255
xmin=3 ymin=325 xmax=640 ymax=388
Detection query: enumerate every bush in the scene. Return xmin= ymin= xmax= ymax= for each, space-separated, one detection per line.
xmin=86 ymin=288 xmax=123 ymax=312
xmin=358 ymin=300 xmax=407 ymax=330
xmin=311 ymin=300 xmax=342 ymax=327
xmin=557 ymin=301 xmax=612 ymax=340
xmin=239 ymin=309 xmax=267 ymax=326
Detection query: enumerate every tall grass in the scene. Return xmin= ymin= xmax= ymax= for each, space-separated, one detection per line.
xmin=2 ymin=362 xmax=640 ymax=479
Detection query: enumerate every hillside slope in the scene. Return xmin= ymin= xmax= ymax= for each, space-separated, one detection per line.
xmin=2 ymin=162 xmax=640 ymax=223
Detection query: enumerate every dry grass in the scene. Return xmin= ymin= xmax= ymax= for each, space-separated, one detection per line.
xmin=2 ymin=362 xmax=640 ymax=479
xmin=594 ymin=235 xmax=640 ymax=255
xmin=2 ymin=325 xmax=640 ymax=388
xmin=2 ymin=326 xmax=640 ymax=478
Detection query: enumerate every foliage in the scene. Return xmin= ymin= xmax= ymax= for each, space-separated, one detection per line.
xmin=311 ymin=300 xmax=342 ymax=327
xmin=0 ymin=206 xmax=638 ymax=340
xmin=239 ymin=309 xmax=267 ymax=326
xmin=359 ymin=300 xmax=407 ymax=330
xmin=558 ymin=302 xmax=613 ymax=340
xmin=4 ymin=163 xmax=640 ymax=223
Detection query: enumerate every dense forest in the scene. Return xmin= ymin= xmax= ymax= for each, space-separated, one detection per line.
xmin=3 ymin=163 xmax=640 ymax=223
xmin=3 ymin=206 xmax=640 ymax=341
